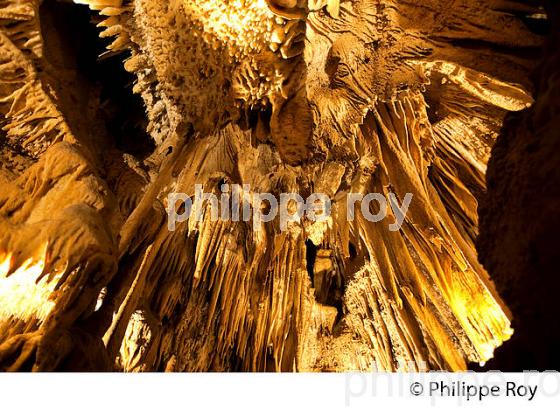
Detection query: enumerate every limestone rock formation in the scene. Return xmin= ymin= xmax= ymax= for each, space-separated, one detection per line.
xmin=0 ymin=0 xmax=549 ymax=371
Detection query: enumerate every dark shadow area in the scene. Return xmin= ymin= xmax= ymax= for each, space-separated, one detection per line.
xmin=39 ymin=0 xmax=154 ymax=159
xmin=475 ymin=1 xmax=560 ymax=372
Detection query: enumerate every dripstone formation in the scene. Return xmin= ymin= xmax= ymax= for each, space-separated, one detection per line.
xmin=0 ymin=0 xmax=548 ymax=371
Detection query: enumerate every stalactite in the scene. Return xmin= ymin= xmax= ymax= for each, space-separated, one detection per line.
xmin=0 ymin=0 xmax=548 ymax=371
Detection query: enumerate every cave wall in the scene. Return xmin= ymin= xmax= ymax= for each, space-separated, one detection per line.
xmin=478 ymin=1 xmax=560 ymax=371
